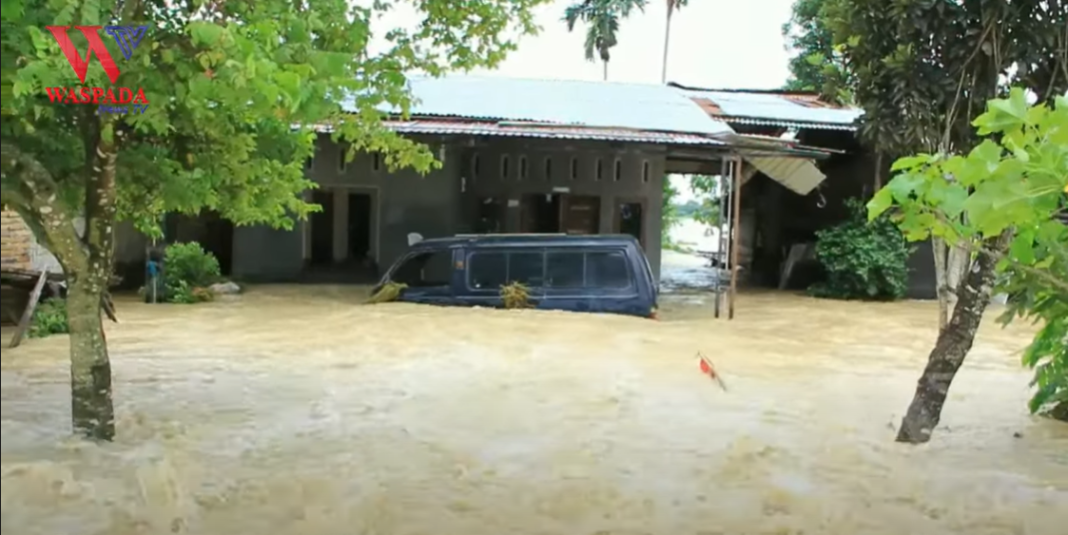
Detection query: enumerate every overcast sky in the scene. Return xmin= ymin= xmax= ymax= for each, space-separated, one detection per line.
xmin=373 ymin=0 xmax=797 ymax=89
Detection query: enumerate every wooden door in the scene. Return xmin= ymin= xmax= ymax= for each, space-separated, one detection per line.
xmin=560 ymin=195 xmax=600 ymax=235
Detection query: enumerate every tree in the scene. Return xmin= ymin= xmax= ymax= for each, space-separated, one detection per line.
xmin=689 ymin=174 xmax=721 ymax=229
xmin=826 ymin=0 xmax=1067 ymax=333
xmin=660 ymin=0 xmax=687 ymax=84
xmin=868 ymin=89 xmax=1068 ymax=441
xmin=563 ymin=0 xmax=647 ymax=80
xmin=0 ymin=0 xmax=543 ymax=441
xmin=781 ymin=0 xmax=852 ymax=103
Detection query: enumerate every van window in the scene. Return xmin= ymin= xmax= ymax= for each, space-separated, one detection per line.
xmin=468 ymin=251 xmax=546 ymax=289
xmin=586 ymin=251 xmax=630 ymax=289
xmin=509 ymin=252 xmax=545 ymax=286
xmin=392 ymin=250 xmax=452 ymax=287
xmin=546 ymin=251 xmax=585 ymax=288
xmin=468 ymin=252 xmax=508 ymax=289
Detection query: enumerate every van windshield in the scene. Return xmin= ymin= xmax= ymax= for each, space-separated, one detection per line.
xmin=391 ymin=250 xmax=452 ymax=287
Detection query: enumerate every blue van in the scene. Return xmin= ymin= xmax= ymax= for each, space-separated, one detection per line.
xmin=373 ymin=234 xmax=659 ymax=319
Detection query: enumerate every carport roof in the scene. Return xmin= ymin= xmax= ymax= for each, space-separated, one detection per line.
xmin=348 ymin=75 xmax=735 ymax=138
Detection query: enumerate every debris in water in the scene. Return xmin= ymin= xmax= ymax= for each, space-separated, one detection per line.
xmin=697 ymin=351 xmax=728 ymax=391
xmin=500 ymin=281 xmax=533 ymax=309
xmin=367 ymin=282 xmax=408 ymax=304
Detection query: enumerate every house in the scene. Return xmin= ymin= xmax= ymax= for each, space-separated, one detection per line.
xmin=670 ymin=83 xmax=937 ymax=299
xmin=217 ymin=76 xmax=830 ymax=284
xmin=2 ymin=77 xmax=835 ymax=292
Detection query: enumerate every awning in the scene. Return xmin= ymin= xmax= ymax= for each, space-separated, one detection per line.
xmin=741 ymin=155 xmax=826 ymax=195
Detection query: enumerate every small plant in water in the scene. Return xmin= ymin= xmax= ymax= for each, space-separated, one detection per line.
xmin=500 ymin=281 xmax=533 ymax=309
xmin=368 ymin=282 xmax=408 ymax=304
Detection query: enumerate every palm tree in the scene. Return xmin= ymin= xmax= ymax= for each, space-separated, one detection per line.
xmin=563 ymin=0 xmax=647 ymax=81
xmin=661 ymin=0 xmax=688 ymax=84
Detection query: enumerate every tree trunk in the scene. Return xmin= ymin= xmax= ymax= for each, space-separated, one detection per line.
xmin=661 ymin=7 xmax=673 ymax=84
xmin=67 ymin=275 xmax=115 ymax=440
xmin=603 ymin=59 xmax=608 ymax=81
xmin=896 ymin=232 xmax=1011 ymax=444
xmin=2 ymin=121 xmax=119 ymax=442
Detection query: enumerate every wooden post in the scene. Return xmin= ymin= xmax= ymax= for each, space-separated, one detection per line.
xmin=9 ymin=271 xmax=48 ymax=349
xmin=729 ymin=156 xmax=744 ymax=320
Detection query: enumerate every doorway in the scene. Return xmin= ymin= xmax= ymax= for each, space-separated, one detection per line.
xmin=347 ymin=192 xmax=372 ymax=262
xmin=617 ymin=201 xmax=644 ymax=245
xmin=561 ymin=195 xmax=600 ymax=235
xmin=309 ymin=189 xmax=335 ymax=265
xmin=520 ymin=194 xmax=561 ymax=233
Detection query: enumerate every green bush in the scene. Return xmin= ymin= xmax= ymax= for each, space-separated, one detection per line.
xmin=809 ymin=198 xmax=911 ymax=301
xmin=156 ymin=242 xmax=222 ymax=304
xmin=29 ymin=298 xmax=69 ymax=338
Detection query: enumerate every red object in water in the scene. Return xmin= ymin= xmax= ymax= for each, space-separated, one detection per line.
xmin=699 ymin=359 xmax=711 ymax=374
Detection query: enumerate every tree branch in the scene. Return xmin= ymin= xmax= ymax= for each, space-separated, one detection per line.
xmin=0 ymin=141 xmax=89 ymax=274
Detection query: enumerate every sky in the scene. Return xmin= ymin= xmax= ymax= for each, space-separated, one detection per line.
xmin=374 ymin=0 xmax=798 ymax=89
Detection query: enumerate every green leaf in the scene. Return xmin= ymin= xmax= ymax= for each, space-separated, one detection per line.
xmin=891 ymin=153 xmax=932 ymax=171
xmin=1009 ymin=229 xmax=1036 ymax=265
xmin=886 ymin=172 xmax=925 ymax=202
xmin=867 ymin=187 xmax=893 ymax=220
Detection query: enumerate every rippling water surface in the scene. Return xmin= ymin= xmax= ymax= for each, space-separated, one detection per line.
xmin=2 ymin=286 xmax=1066 ymax=535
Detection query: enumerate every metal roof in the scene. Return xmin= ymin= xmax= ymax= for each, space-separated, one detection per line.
xmin=380 ymin=119 xmax=729 ymax=146
xmin=359 ymin=76 xmax=734 ymax=137
xmin=673 ymin=85 xmax=863 ymax=130
xmin=743 ymin=156 xmax=827 ymax=195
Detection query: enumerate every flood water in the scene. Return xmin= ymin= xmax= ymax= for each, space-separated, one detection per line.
xmin=2 ymin=286 xmax=1066 ymax=535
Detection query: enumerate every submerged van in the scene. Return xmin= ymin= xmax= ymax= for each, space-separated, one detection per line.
xmin=373 ymin=234 xmax=659 ymax=319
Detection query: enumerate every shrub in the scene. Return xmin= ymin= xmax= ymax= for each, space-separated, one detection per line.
xmin=160 ymin=242 xmax=221 ymax=304
xmin=164 ymin=242 xmax=221 ymax=288
xmin=29 ymin=298 xmax=69 ymax=338
xmin=809 ymin=198 xmax=910 ymax=300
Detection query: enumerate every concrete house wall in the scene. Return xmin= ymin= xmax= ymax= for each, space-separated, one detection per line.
xmin=231 ymin=135 xmax=463 ymax=282
xmin=458 ymin=139 xmax=666 ymax=278
xmin=228 ymin=135 xmax=668 ymax=281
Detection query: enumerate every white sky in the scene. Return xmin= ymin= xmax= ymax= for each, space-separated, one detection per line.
xmin=374 ymin=0 xmax=796 ymax=89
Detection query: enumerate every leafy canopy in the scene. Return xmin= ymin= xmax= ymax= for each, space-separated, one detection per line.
xmin=825 ymin=0 xmax=1066 ymax=158
xmin=781 ymin=0 xmax=853 ymax=103
xmin=869 ymin=88 xmax=1068 ymax=417
xmin=1 ymin=0 xmax=545 ymax=236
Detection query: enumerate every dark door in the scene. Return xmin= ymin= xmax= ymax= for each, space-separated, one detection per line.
xmin=347 ymin=193 xmax=372 ymax=261
xmin=561 ymin=195 xmax=600 ymax=234
xmin=520 ymin=194 xmax=561 ymax=233
xmin=201 ymin=211 xmax=234 ymax=275
xmin=310 ymin=190 xmax=334 ymax=265
xmin=617 ymin=201 xmax=644 ymax=246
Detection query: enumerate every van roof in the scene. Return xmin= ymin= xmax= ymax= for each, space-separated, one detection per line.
xmin=412 ymin=233 xmax=641 ymax=249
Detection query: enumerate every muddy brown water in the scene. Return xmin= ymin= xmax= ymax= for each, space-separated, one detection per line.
xmin=2 ymin=286 xmax=1066 ymax=535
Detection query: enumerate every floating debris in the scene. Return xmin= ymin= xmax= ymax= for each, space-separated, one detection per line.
xmin=697 ymin=351 xmax=728 ymax=391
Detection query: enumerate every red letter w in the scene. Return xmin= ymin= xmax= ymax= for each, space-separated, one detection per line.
xmin=46 ymin=26 xmax=121 ymax=84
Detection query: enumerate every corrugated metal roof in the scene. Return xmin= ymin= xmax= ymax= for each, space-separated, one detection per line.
xmin=723 ymin=116 xmax=858 ymax=132
xmin=316 ymin=119 xmax=729 ymax=146
xmin=743 ymin=155 xmax=827 ymax=195
xmin=356 ymin=76 xmax=734 ymax=136
xmin=678 ymin=88 xmax=862 ymax=128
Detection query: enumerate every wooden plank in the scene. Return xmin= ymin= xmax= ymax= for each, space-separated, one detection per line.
xmin=102 ymin=294 xmax=118 ymax=323
xmin=9 ymin=271 xmax=48 ymax=349
xmin=729 ymin=157 xmax=744 ymax=320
